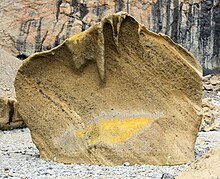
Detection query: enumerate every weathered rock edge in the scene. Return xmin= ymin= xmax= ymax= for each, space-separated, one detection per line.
xmin=0 ymin=97 xmax=25 ymax=130
xmin=0 ymin=48 xmax=25 ymax=130
xmin=15 ymin=12 xmax=202 ymax=166
xmin=177 ymin=147 xmax=220 ymax=179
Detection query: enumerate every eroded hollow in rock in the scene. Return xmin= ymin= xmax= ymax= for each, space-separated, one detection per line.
xmin=15 ymin=12 xmax=202 ymax=166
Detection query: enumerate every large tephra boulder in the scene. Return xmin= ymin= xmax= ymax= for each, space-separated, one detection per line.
xmin=15 ymin=12 xmax=202 ymax=166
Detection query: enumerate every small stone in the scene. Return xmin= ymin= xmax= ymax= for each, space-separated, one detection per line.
xmin=123 ymin=162 xmax=130 ymax=166
xmin=203 ymin=84 xmax=213 ymax=91
xmin=4 ymin=168 xmax=9 ymax=172
xmin=161 ymin=173 xmax=175 ymax=179
xmin=202 ymin=75 xmax=212 ymax=82
xmin=210 ymin=76 xmax=219 ymax=85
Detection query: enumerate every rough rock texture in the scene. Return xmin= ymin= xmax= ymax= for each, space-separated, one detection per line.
xmin=203 ymin=74 xmax=220 ymax=92
xmin=0 ymin=48 xmax=25 ymax=130
xmin=0 ymin=98 xmax=25 ymax=130
xmin=0 ymin=49 xmax=21 ymax=98
xmin=201 ymin=74 xmax=220 ymax=131
xmin=177 ymin=147 xmax=220 ymax=179
xmin=200 ymin=98 xmax=220 ymax=132
xmin=15 ymin=12 xmax=202 ymax=166
xmin=0 ymin=0 xmax=219 ymax=74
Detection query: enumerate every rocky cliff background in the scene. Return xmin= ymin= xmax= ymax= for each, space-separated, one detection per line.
xmin=0 ymin=0 xmax=219 ymax=74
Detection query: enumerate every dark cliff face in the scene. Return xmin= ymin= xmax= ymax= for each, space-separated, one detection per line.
xmin=151 ymin=0 xmax=220 ymax=74
xmin=0 ymin=0 xmax=219 ymax=74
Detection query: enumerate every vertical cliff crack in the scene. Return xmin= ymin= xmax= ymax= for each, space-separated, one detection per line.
xmin=171 ymin=0 xmax=180 ymax=42
xmin=165 ymin=0 xmax=171 ymax=35
xmin=35 ymin=17 xmax=43 ymax=52
xmin=56 ymin=0 xmax=63 ymax=21
xmin=213 ymin=2 xmax=220 ymax=56
xmin=115 ymin=0 xmax=124 ymax=12
xmin=55 ymin=22 xmax=66 ymax=46
xmin=126 ymin=0 xmax=130 ymax=13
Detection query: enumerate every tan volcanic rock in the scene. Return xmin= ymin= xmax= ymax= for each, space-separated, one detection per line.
xmin=0 ymin=48 xmax=25 ymax=130
xmin=0 ymin=97 xmax=25 ymax=130
xmin=15 ymin=12 xmax=202 ymax=165
xmin=199 ymin=98 xmax=219 ymax=132
xmin=0 ymin=49 xmax=21 ymax=98
xmin=177 ymin=147 xmax=220 ymax=179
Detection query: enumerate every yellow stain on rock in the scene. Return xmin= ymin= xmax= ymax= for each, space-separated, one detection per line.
xmin=68 ymin=32 xmax=84 ymax=41
xmin=75 ymin=116 xmax=152 ymax=145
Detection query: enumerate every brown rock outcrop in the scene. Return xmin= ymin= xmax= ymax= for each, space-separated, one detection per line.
xmin=15 ymin=12 xmax=202 ymax=166
xmin=0 ymin=97 xmax=25 ymax=130
xmin=177 ymin=147 xmax=220 ymax=179
xmin=0 ymin=48 xmax=25 ymax=130
xmin=200 ymin=98 xmax=219 ymax=132
xmin=0 ymin=0 xmax=219 ymax=74
xmin=0 ymin=49 xmax=21 ymax=98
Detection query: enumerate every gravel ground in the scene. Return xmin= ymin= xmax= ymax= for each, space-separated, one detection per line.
xmin=1 ymin=128 xmax=220 ymax=179
xmin=213 ymin=91 xmax=220 ymax=106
